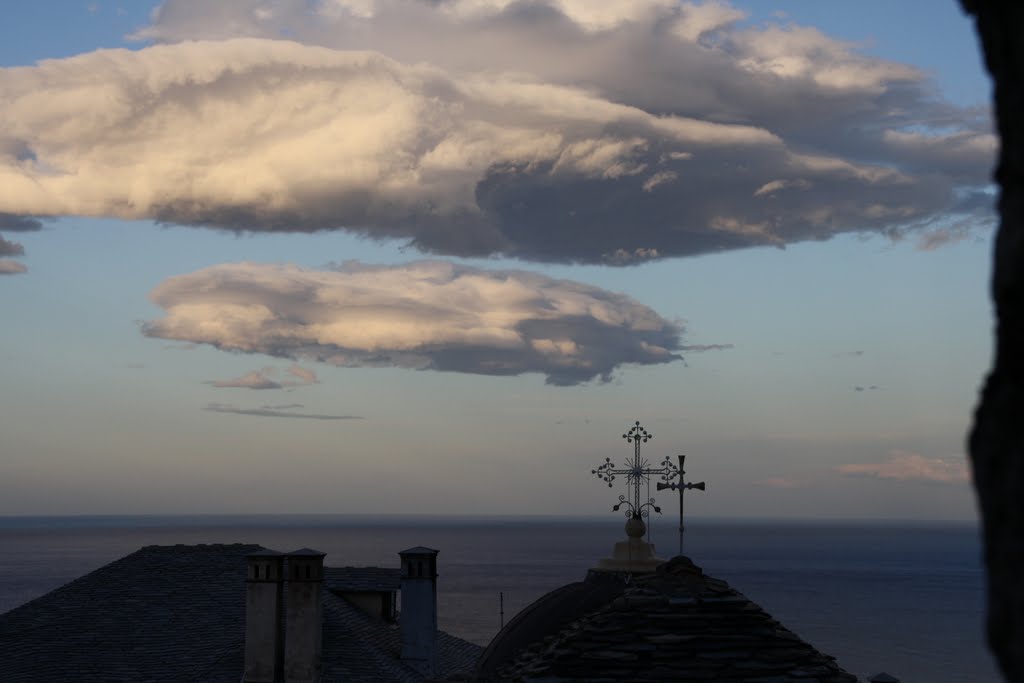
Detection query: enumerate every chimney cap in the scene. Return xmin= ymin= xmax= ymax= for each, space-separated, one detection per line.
xmin=399 ymin=546 xmax=439 ymax=556
xmin=286 ymin=548 xmax=326 ymax=557
xmin=247 ymin=548 xmax=284 ymax=558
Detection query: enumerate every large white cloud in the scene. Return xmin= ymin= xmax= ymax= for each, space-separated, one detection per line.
xmin=0 ymin=1 xmax=994 ymax=263
xmin=143 ymin=260 xmax=685 ymax=385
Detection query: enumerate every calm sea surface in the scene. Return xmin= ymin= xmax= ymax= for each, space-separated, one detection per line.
xmin=0 ymin=515 xmax=999 ymax=683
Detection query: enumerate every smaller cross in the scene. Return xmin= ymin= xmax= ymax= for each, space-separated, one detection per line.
xmin=656 ymin=455 xmax=706 ymax=556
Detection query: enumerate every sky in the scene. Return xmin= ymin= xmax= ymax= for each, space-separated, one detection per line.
xmin=0 ymin=0 xmax=995 ymax=520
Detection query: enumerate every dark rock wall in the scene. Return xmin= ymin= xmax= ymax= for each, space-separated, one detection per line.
xmin=961 ymin=2 xmax=1024 ymax=682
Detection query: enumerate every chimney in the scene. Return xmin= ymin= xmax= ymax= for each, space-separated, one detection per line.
xmin=399 ymin=547 xmax=440 ymax=677
xmin=244 ymin=549 xmax=285 ymax=683
xmin=284 ymin=549 xmax=326 ymax=683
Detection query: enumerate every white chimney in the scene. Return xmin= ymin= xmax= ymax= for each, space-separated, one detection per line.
xmin=284 ymin=549 xmax=325 ymax=683
xmin=243 ymin=549 xmax=284 ymax=683
xmin=399 ymin=547 xmax=439 ymax=677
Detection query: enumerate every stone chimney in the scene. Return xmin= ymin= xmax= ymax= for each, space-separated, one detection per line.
xmin=244 ymin=549 xmax=285 ymax=683
xmin=284 ymin=549 xmax=325 ymax=683
xmin=399 ymin=547 xmax=440 ymax=677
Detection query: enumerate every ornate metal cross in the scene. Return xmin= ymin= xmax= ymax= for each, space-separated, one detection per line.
xmin=656 ymin=455 xmax=706 ymax=555
xmin=591 ymin=421 xmax=681 ymax=521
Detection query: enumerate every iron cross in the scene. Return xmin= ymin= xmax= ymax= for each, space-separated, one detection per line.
xmin=591 ymin=421 xmax=681 ymax=520
xmin=656 ymin=455 xmax=706 ymax=555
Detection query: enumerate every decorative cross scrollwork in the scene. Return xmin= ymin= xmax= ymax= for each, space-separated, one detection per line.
xmin=591 ymin=421 xmax=680 ymax=519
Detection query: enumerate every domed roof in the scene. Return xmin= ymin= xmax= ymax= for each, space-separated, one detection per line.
xmin=475 ymin=556 xmax=857 ymax=682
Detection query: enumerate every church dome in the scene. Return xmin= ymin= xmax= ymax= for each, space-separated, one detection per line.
xmin=475 ymin=555 xmax=857 ymax=682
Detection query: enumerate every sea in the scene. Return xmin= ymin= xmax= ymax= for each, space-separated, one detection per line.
xmin=0 ymin=515 xmax=999 ymax=683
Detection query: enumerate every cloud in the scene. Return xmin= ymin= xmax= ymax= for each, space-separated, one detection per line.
xmin=143 ymin=260 xmax=685 ymax=385
xmin=205 ymin=402 xmax=361 ymax=420
xmin=0 ymin=214 xmax=43 ymax=232
xmin=916 ymin=224 xmax=977 ymax=251
xmin=210 ymin=368 xmax=283 ymax=390
xmin=0 ymin=232 xmax=27 ymax=274
xmin=837 ymin=450 xmax=969 ymax=484
xmin=210 ymin=364 xmax=320 ymax=389
xmin=0 ymin=260 xmax=27 ymax=275
xmin=287 ymin=364 xmax=319 ymax=385
xmin=881 ymin=128 xmax=997 ymax=180
xmin=680 ymin=343 xmax=733 ymax=352
xmin=0 ymin=1 xmax=994 ymax=264
xmin=0 ymin=235 xmax=24 ymax=257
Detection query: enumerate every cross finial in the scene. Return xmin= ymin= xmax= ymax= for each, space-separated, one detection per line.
xmin=591 ymin=421 xmax=681 ymax=521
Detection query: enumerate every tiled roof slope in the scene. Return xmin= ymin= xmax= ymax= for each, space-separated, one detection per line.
xmin=321 ymin=592 xmax=483 ymax=682
xmin=0 ymin=543 xmax=258 ymax=682
xmin=0 ymin=544 xmax=482 ymax=683
xmin=486 ymin=556 xmax=858 ymax=683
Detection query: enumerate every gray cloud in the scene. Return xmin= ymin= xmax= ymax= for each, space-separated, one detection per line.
xmin=143 ymin=260 xmax=685 ymax=385
xmin=0 ymin=1 xmax=994 ymax=265
xmin=0 ymin=260 xmax=27 ymax=275
xmin=0 ymin=214 xmax=43 ymax=232
xmin=680 ymin=343 xmax=733 ymax=352
xmin=0 ymin=235 xmax=24 ymax=257
xmin=205 ymin=402 xmax=361 ymax=420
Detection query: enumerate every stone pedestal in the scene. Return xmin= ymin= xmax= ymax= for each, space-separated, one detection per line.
xmin=592 ymin=515 xmax=665 ymax=574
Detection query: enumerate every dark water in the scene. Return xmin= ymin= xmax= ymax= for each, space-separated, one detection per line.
xmin=0 ymin=515 xmax=999 ymax=683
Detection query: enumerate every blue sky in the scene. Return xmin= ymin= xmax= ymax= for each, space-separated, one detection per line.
xmin=0 ymin=1 xmax=993 ymax=519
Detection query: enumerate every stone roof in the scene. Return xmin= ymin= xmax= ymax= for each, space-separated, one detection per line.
xmin=477 ymin=556 xmax=858 ymax=683
xmin=322 ymin=589 xmax=482 ymax=682
xmin=0 ymin=543 xmax=481 ymax=683
xmin=474 ymin=575 xmax=626 ymax=680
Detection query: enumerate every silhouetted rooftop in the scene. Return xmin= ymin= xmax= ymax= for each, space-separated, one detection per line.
xmin=477 ymin=555 xmax=858 ymax=683
xmin=0 ymin=543 xmax=480 ymax=683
